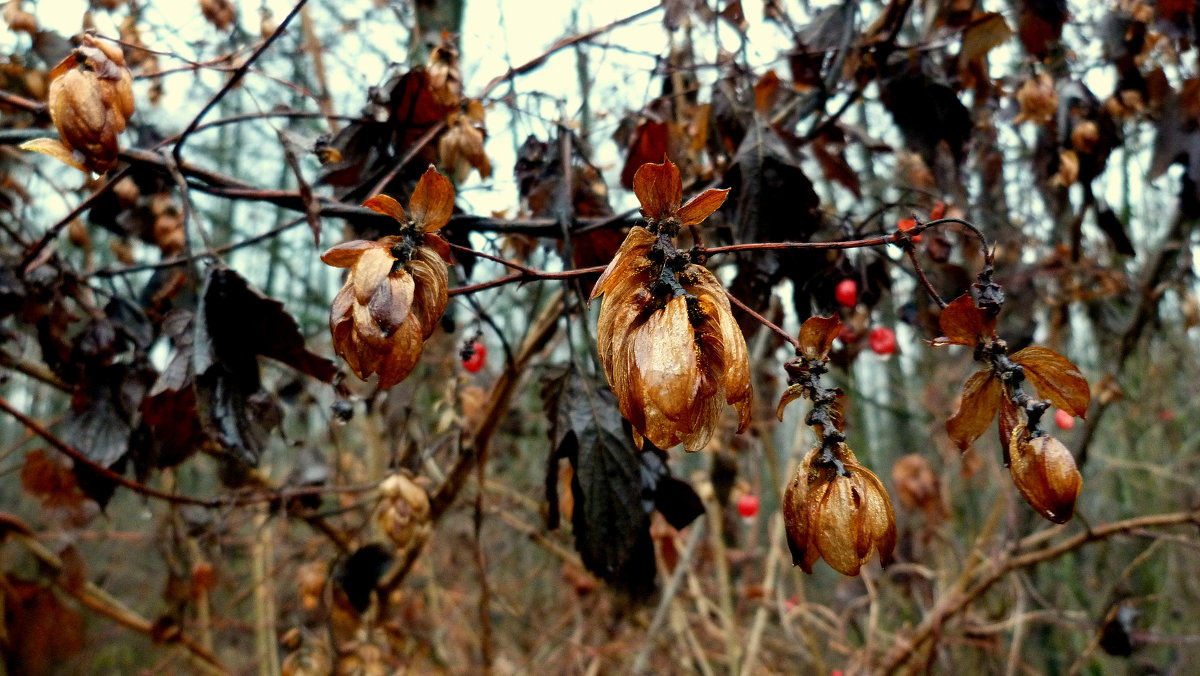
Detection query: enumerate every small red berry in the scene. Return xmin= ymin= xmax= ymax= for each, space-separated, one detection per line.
xmin=1053 ymin=409 xmax=1075 ymax=430
xmin=463 ymin=341 xmax=486 ymax=373
xmin=898 ymin=218 xmax=923 ymax=243
xmin=929 ymin=201 xmax=947 ymax=220
xmin=736 ymin=494 xmax=760 ymax=518
xmin=869 ymin=326 xmax=896 ymax=355
xmin=1159 ymin=409 xmax=1176 ymax=422
xmin=835 ymin=279 xmax=858 ymax=308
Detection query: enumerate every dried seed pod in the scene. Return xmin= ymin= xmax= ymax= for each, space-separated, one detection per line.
xmin=199 ymin=0 xmax=236 ymax=30
xmin=296 ymin=561 xmax=328 ymax=612
xmin=21 ymin=34 xmax=134 ymax=174
xmin=426 ymin=36 xmax=462 ymax=107
xmin=375 ymin=474 xmax=431 ymax=551
xmin=783 ymin=443 xmax=896 ymax=576
xmin=591 ymin=159 xmax=747 ymax=451
xmin=1008 ymin=424 xmax=1082 ymax=523
xmin=438 ymin=100 xmax=491 ymax=182
xmin=892 ymin=453 xmax=947 ymax=522
xmin=1013 ymin=73 xmax=1057 ymax=125
xmin=321 ymin=167 xmax=453 ymax=388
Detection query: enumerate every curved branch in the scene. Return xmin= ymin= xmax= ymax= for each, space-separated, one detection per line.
xmin=879 ymin=509 xmax=1200 ymax=673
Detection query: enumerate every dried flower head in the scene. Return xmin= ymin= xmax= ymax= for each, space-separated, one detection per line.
xmin=783 ymin=443 xmax=896 ymax=576
xmin=375 ymin=474 xmax=431 ymax=551
xmin=21 ymin=34 xmax=135 ymax=175
xmin=438 ymin=99 xmax=491 ymax=182
xmin=590 ymin=159 xmax=749 ymax=451
xmin=1008 ymin=424 xmax=1082 ymax=523
xmin=199 ymin=0 xmax=236 ymax=31
xmin=321 ymin=167 xmax=453 ymax=389
xmin=1013 ymin=73 xmax=1057 ymax=125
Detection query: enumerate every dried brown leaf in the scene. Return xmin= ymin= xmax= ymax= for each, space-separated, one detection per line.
xmin=798 ymin=314 xmax=841 ymax=361
xmin=632 ymin=159 xmax=683 ymax=220
xmin=1011 ymin=346 xmax=1090 ymax=417
xmin=946 ymin=369 xmax=1001 ymax=450
xmin=938 ymin=293 xmax=996 ymax=346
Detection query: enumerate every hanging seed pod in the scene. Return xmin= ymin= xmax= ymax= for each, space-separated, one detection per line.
xmin=591 ymin=159 xmax=748 ymax=451
xmin=375 ymin=474 xmax=431 ymax=552
xmin=21 ymin=34 xmax=134 ymax=175
xmin=1008 ymin=424 xmax=1082 ymax=523
xmin=321 ymin=167 xmax=453 ymax=388
xmin=783 ymin=443 xmax=896 ymax=576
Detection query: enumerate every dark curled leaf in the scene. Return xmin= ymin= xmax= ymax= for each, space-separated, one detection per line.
xmin=62 ymin=364 xmax=150 ymax=507
xmin=542 ymin=366 xmax=660 ymax=598
xmin=195 ymin=267 xmax=336 ymax=383
xmin=193 ymin=267 xmax=332 ymax=467
xmin=641 ymin=449 xmax=704 ymax=530
xmin=1095 ymin=207 xmax=1135 ymax=257
xmin=726 ymin=117 xmax=824 ymax=328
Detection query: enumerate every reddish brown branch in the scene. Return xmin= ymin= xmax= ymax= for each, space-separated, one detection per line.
xmin=878 ymin=509 xmax=1200 ymax=673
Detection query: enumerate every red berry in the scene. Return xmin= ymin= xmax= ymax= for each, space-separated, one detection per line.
xmin=929 ymin=201 xmax=947 ymax=220
xmin=835 ymin=279 xmax=858 ymax=308
xmin=869 ymin=326 xmax=896 ymax=355
xmin=1160 ymin=409 xmax=1176 ymax=422
xmin=736 ymin=494 xmax=760 ymax=518
xmin=463 ymin=341 xmax=486 ymax=373
xmin=898 ymin=218 xmax=923 ymax=243
xmin=1053 ymin=409 xmax=1075 ymax=430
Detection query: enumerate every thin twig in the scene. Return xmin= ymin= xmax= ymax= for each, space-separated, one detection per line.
xmin=173 ymin=0 xmax=308 ymax=162
xmin=878 ymin=509 xmax=1200 ymax=673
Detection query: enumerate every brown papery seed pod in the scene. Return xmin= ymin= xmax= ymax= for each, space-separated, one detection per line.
xmin=1008 ymin=425 xmax=1082 ymax=524
xmin=22 ymin=35 xmax=135 ymax=175
xmin=376 ymin=474 xmax=431 ymax=552
xmin=784 ymin=444 xmax=896 ymax=576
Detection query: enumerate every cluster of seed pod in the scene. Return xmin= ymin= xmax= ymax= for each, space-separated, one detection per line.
xmin=590 ymin=159 xmax=751 ymax=452
xmin=321 ymin=168 xmax=453 ymax=390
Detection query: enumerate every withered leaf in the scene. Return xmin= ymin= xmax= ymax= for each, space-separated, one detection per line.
xmin=543 ymin=366 xmax=697 ymax=597
xmin=946 ymin=369 xmax=1001 ymax=450
xmin=1095 ymin=207 xmax=1136 ymax=256
xmin=334 ymin=544 xmax=394 ymax=614
xmin=195 ymin=266 xmax=336 ymax=383
xmin=620 ymin=120 xmax=670 ymax=191
xmin=938 ymin=293 xmax=996 ymax=346
xmin=194 ymin=267 xmax=334 ymax=466
xmin=961 ymin=12 xmax=1013 ymax=63
xmin=726 ymin=116 xmax=823 ymax=327
xmin=1011 ymin=346 xmax=1090 ymax=417
xmin=21 ymin=449 xmax=87 ymax=511
xmin=798 ymin=314 xmax=840 ymax=361
xmin=776 ymin=383 xmax=803 ymax=422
